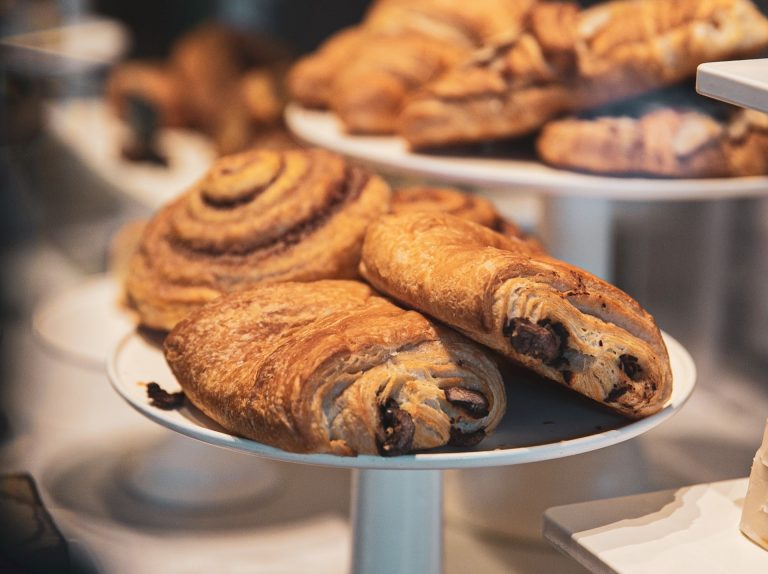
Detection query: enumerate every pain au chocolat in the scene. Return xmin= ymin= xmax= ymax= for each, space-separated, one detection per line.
xmin=360 ymin=213 xmax=672 ymax=419
xmin=125 ymin=148 xmax=390 ymax=331
xmin=399 ymin=0 xmax=768 ymax=148
xmin=164 ymin=280 xmax=507 ymax=456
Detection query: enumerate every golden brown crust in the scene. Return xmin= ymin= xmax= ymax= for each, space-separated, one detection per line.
xmin=391 ymin=186 xmax=544 ymax=251
xmin=164 ymin=280 xmax=507 ymax=456
xmin=287 ymin=27 xmax=368 ymax=109
xmin=537 ymin=108 xmax=768 ymax=177
xmin=125 ymin=149 xmax=391 ymax=331
xmin=289 ymin=0 xmax=538 ymax=132
xmin=360 ymin=213 xmax=672 ymax=419
xmin=399 ymin=0 xmax=768 ymax=147
xmin=330 ymin=33 xmax=466 ymax=134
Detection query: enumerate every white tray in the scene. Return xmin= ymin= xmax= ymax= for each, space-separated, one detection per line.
xmin=697 ymin=59 xmax=768 ymax=115
xmin=286 ymin=104 xmax=768 ymax=200
xmin=544 ymin=478 xmax=767 ymax=574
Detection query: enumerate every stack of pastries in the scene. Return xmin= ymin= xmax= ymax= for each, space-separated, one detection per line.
xmin=289 ymin=0 xmax=768 ymax=177
xmin=126 ymin=148 xmax=674 ymax=457
xmin=107 ymin=23 xmax=295 ymax=156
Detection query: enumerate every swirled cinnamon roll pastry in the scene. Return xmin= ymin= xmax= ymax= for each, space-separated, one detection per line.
xmin=125 ymin=149 xmax=391 ymax=331
xmin=399 ymin=0 xmax=768 ymax=148
xmin=360 ymin=213 xmax=672 ymax=419
xmin=164 ymin=281 xmax=507 ymax=456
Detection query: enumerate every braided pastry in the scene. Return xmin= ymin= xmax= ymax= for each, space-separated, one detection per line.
xmin=164 ymin=280 xmax=507 ymax=456
xmin=126 ymin=148 xmax=390 ymax=330
xmin=360 ymin=213 xmax=672 ymax=419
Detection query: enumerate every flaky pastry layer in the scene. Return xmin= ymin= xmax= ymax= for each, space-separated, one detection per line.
xmin=360 ymin=213 xmax=672 ymax=418
xmin=164 ymin=280 xmax=507 ymax=456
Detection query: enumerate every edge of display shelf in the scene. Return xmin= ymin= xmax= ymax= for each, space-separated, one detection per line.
xmin=286 ymin=104 xmax=768 ymax=201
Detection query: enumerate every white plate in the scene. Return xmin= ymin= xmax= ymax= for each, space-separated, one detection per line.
xmin=286 ymin=104 xmax=768 ymax=201
xmin=33 ymin=274 xmax=135 ymax=368
xmin=544 ymin=478 xmax=767 ymax=574
xmin=108 ymin=331 xmax=696 ymax=470
xmin=47 ymin=99 xmax=215 ymax=209
xmin=697 ymin=59 xmax=768 ymax=115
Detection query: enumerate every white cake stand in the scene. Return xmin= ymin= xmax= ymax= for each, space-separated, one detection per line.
xmin=108 ymin=330 xmax=695 ymax=574
xmin=285 ymin=105 xmax=768 ymax=281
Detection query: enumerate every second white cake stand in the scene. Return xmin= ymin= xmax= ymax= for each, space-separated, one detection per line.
xmin=286 ymin=105 xmax=768 ymax=282
xmin=108 ymin=331 xmax=696 ymax=574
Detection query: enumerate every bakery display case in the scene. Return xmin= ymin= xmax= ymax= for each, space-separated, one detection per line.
xmin=3 ymin=1 xmax=768 ymax=573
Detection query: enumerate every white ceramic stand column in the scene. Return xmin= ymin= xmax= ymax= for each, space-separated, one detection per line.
xmin=541 ymin=196 xmax=614 ymax=281
xmin=350 ymin=469 xmax=443 ymax=574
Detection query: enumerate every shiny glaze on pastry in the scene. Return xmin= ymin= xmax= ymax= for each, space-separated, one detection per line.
xmin=164 ymin=280 xmax=507 ymax=456
xmin=126 ymin=148 xmax=390 ymax=331
xmin=399 ymin=0 xmax=768 ymax=147
xmin=360 ymin=213 xmax=672 ymax=418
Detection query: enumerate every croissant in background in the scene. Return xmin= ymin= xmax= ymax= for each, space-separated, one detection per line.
xmin=361 ymin=213 xmax=673 ymax=419
xmin=399 ymin=0 xmax=768 ymax=148
xmin=289 ymin=0 xmax=538 ymax=133
xmin=125 ymin=148 xmax=391 ymax=331
xmin=165 ymin=281 xmax=507 ymax=456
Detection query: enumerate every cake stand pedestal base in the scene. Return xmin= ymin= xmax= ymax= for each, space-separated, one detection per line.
xmin=352 ymin=469 xmax=443 ymax=574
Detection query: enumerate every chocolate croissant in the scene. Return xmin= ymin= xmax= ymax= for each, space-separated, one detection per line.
xmin=400 ymin=0 xmax=768 ymax=147
xmin=125 ymin=148 xmax=391 ymax=331
xmin=164 ymin=280 xmax=507 ymax=456
xmin=360 ymin=213 xmax=673 ymax=418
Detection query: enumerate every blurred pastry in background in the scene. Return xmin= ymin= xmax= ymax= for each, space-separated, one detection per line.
xmin=537 ymin=106 xmax=768 ymax=177
xmin=107 ymin=22 xmax=293 ymax=159
xmin=287 ymin=26 xmax=367 ymax=110
xmin=398 ymin=0 xmax=768 ymax=148
xmin=289 ymin=0 xmax=538 ymax=134
xmin=106 ymin=60 xmax=186 ymax=127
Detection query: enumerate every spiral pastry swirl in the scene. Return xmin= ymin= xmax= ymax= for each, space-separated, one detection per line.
xmin=126 ymin=148 xmax=391 ymax=330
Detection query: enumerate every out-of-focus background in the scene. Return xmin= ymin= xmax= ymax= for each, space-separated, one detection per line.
xmin=2 ymin=1 xmax=768 ymax=573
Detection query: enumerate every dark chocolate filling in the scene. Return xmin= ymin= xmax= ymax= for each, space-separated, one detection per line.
xmin=605 ymin=385 xmax=629 ymax=403
xmin=504 ymin=317 xmax=567 ymax=365
xmin=619 ymin=354 xmax=643 ymax=381
xmin=376 ymin=399 xmax=415 ymax=457
xmin=444 ymin=387 xmax=490 ymax=418
xmin=146 ymin=382 xmax=185 ymax=410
